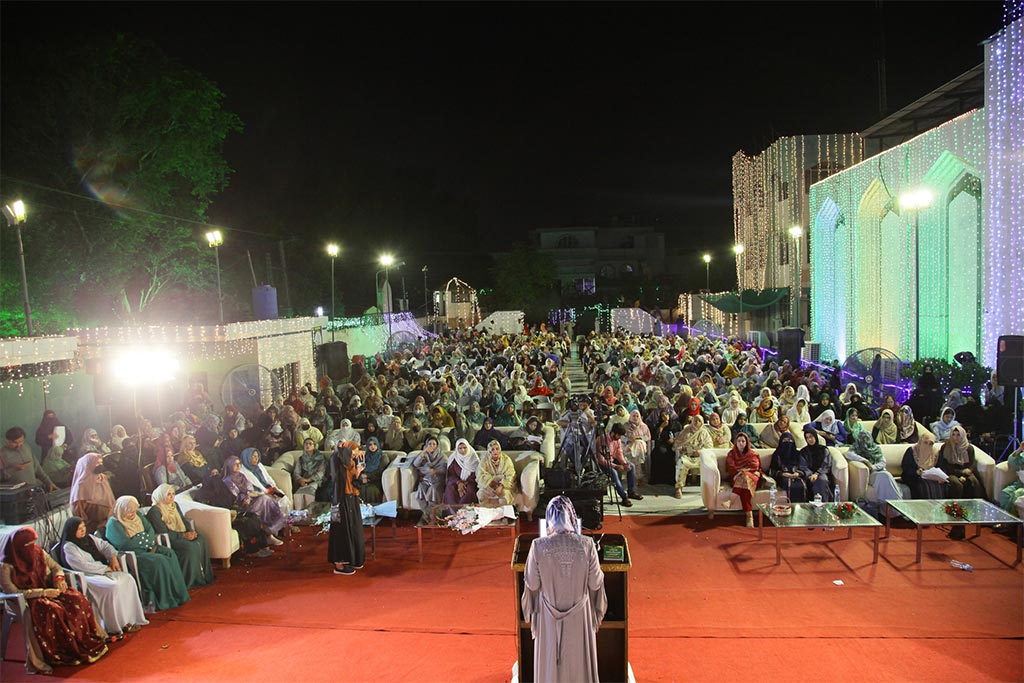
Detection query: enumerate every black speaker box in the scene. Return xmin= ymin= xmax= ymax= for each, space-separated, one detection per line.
xmin=997 ymin=335 xmax=1024 ymax=387
xmin=320 ymin=341 xmax=350 ymax=381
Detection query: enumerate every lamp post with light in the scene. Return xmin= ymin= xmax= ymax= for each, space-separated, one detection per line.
xmin=206 ymin=230 xmax=224 ymax=324
xmin=898 ymin=188 xmax=934 ymax=359
xmin=732 ymin=243 xmax=745 ymax=338
xmin=3 ymin=200 xmax=33 ymax=336
xmin=327 ymin=243 xmax=340 ymax=341
xmin=788 ymin=226 xmax=804 ymax=330
xmin=380 ymin=254 xmax=395 ymax=353
xmin=702 ymin=253 xmax=711 ymax=292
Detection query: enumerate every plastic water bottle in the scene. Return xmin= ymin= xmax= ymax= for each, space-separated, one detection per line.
xmin=833 ymin=484 xmax=841 ymax=503
xmin=951 ymin=560 xmax=974 ymax=572
xmin=769 ymin=484 xmax=777 ymax=507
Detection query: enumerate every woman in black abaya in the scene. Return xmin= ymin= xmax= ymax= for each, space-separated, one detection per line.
xmin=328 ymin=441 xmax=366 ymax=576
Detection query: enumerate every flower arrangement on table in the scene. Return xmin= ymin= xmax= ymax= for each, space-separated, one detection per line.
xmin=431 ymin=505 xmax=514 ymax=534
xmin=944 ymin=501 xmax=969 ymax=520
xmin=833 ymin=501 xmax=857 ymax=520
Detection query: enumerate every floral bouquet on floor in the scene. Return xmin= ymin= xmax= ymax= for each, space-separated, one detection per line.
xmin=441 ymin=505 xmax=515 ymax=535
xmin=944 ymin=501 xmax=969 ymax=520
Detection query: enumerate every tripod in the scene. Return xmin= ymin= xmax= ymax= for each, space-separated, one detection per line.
xmin=554 ymin=413 xmax=599 ymax=479
xmin=996 ymin=386 xmax=1022 ymax=463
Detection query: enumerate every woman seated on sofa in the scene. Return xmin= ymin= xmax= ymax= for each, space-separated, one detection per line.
xmin=930 ymin=407 xmax=960 ymax=442
xmin=872 ymin=409 xmax=899 ymax=445
xmin=769 ymin=432 xmax=807 ymax=503
xmin=176 ymin=434 xmax=217 ymax=485
xmin=896 ymin=405 xmax=921 ymax=444
xmin=443 ymin=438 xmax=479 ymax=505
xmin=222 ymin=456 xmax=287 ymax=546
xmin=810 ymin=409 xmax=849 ymax=447
xmin=726 ymin=432 xmax=764 ymax=528
xmin=477 ymin=440 xmax=516 ymax=508
xmin=239 ymin=447 xmax=291 ymax=514
xmin=56 ymin=517 xmax=148 ymax=637
xmin=357 ymin=436 xmax=389 ymax=505
xmin=146 ymin=484 xmax=215 ymax=589
xmin=900 ymin=434 xmax=946 ymax=500
xmin=758 ymin=415 xmax=792 ymax=449
xmin=844 ymin=430 xmax=903 ymax=507
xmin=0 ymin=527 xmax=109 ymax=674
xmin=705 ymin=411 xmax=732 ymax=449
xmin=508 ymin=416 xmax=546 ymax=452
xmin=472 ymin=416 xmax=508 ymax=450
xmin=293 ymin=438 xmax=328 ymax=511
xmin=938 ymin=425 xmax=984 ymax=499
xmin=105 ymin=496 xmax=190 ymax=612
xmin=412 ymin=435 xmax=447 ymax=509
xmin=799 ymin=425 xmax=834 ymax=501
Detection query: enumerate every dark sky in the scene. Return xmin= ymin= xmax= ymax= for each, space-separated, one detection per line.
xmin=1 ymin=1 xmax=1005 ymax=303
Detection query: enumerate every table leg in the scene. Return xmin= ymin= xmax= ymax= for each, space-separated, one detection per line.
xmin=915 ymin=525 xmax=923 ymax=564
xmin=884 ymin=502 xmax=892 ymax=539
xmin=392 ymin=519 xmax=398 ymax=539
xmin=847 ymin=527 xmax=853 ymax=540
xmin=758 ymin=508 xmax=763 ymax=541
xmin=872 ymin=527 xmax=879 ymax=564
xmin=418 ymin=526 xmax=423 ymax=563
xmin=371 ymin=523 xmax=377 ymax=561
xmin=775 ymin=526 xmax=781 ymax=566
xmin=973 ymin=524 xmax=982 ymax=539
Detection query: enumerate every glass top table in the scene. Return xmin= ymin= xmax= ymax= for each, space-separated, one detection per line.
xmin=884 ymin=498 xmax=1023 ymax=565
xmin=757 ymin=502 xmax=882 ymax=565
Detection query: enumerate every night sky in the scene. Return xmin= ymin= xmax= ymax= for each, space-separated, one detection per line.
xmin=1 ymin=1 xmax=1005 ymax=307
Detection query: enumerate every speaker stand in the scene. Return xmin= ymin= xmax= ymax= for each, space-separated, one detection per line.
xmin=996 ymin=386 xmax=1022 ymax=463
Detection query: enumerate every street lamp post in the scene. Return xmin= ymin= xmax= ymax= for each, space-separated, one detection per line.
xmin=732 ymin=243 xmax=745 ymax=338
xmin=788 ymin=226 xmax=804 ymax=330
xmin=205 ymin=230 xmax=224 ymax=324
xmin=3 ymin=200 xmax=33 ymax=336
xmin=422 ymin=265 xmax=430 ymax=330
xmin=899 ymin=188 xmax=934 ymax=360
xmin=380 ymin=253 xmax=395 ymax=354
xmin=702 ymin=253 xmax=711 ymax=292
xmin=326 ymin=243 xmax=340 ymax=342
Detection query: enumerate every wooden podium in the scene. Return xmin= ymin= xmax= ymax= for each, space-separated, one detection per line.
xmin=511 ymin=533 xmax=631 ymax=682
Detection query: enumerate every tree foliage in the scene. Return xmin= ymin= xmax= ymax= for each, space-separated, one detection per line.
xmin=1 ymin=34 xmax=243 ymax=334
xmin=490 ymin=246 xmax=558 ymax=322
xmin=901 ymin=357 xmax=992 ymax=397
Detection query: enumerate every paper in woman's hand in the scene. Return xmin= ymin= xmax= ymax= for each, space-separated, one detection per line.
xmin=921 ymin=467 xmax=949 ymax=482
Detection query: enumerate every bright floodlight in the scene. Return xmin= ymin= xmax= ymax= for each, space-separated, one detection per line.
xmin=315 ymin=306 xmax=324 ymax=317
xmin=380 ymin=253 xmax=395 ymax=267
xmin=732 ymin=244 xmax=745 ymax=255
xmin=898 ymin=188 xmax=934 ymax=210
xmin=206 ymin=230 xmax=223 ymax=247
xmin=788 ymin=225 xmax=803 ymax=239
xmin=111 ymin=349 xmax=179 ymax=387
xmin=3 ymin=199 xmax=26 ymax=226
xmin=326 ymin=243 xmax=340 ymax=257
xmin=702 ymin=253 xmax=712 ymax=264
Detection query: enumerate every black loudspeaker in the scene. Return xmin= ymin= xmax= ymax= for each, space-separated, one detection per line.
xmin=320 ymin=341 xmax=350 ymax=381
xmin=775 ymin=327 xmax=806 ymax=367
xmin=997 ymin=335 xmax=1024 ymax=387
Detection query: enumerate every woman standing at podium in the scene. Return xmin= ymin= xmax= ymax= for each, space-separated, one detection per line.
xmin=521 ymin=496 xmax=607 ymax=682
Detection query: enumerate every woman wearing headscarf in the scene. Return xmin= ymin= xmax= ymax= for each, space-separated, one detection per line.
xmin=293 ymin=438 xmax=328 ymax=511
xmin=759 ymin=415 xmax=794 ymax=449
xmin=176 ymin=434 xmax=215 ymax=484
xmin=769 ymin=432 xmax=808 ymax=503
xmin=879 ymin=395 xmax=899 ymax=418
xmin=146 ymin=484 xmax=214 ymax=589
xmin=357 ymin=436 xmax=389 ymax=505
xmin=41 ymin=438 xmax=75 ymax=488
xmin=845 ymin=430 xmax=902 ymax=508
xmin=495 ymin=402 xmax=523 ymax=427
xmin=443 ymin=438 xmax=479 ymax=505
xmin=809 ymin=391 xmax=835 ymax=422
xmin=726 ymin=433 xmax=763 ymax=527
xmin=930 ymin=407 xmax=960 ymax=442
xmin=706 ymin=411 xmax=732 ymax=449
xmin=938 ymin=425 xmax=983 ymax=499
xmin=778 ymin=385 xmax=797 ymax=415
xmin=648 ymin=410 xmax=677 ymax=486
xmin=105 ymin=496 xmax=190 ymax=611
xmin=413 ymin=435 xmax=447 ymax=509
xmin=109 ymin=424 xmax=129 ymax=451
xmin=810 ymin=409 xmax=849 ymax=446
xmin=521 ymin=495 xmax=606 ymax=683
xmin=326 ymin=418 xmax=361 ymax=451
xmin=799 ymin=425 xmax=834 ymax=501
xmin=35 ymin=409 xmax=73 ymax=460
xmin=897 ymin=405 xmax=920 ymax=444
xmin=477 ymin=440 xmax=516 ymax=507
xmin=79 ymin=428 xmax=110 ymax=457
xmin=239 ymin=447 xmax=291 ymax=514
xmin=382 ymin=413 xmax=406 ymax=451
xmin=787 ymin=398 xmax=811 ymax=424
xmin=843 ymin=407 xmax=867 ymax=441
xmin=871 ymin=408 xmax=899 ymax=445
xmin=0 ymin=527 xmax=108 ymax=674
xmin=605 ymin=404 xmax=630 ymax=433
xmin=56 ymin=517 xmax=148 ymax=637
xmin=730 ymin=412 xmax=762 ymax=447
xmin=69 ymin=452 xmax=116 ymax=533
xmin=472 ymin=415 xmax=508 ymax=450
xmin=794 ymin=384 xmax=812 ymax=410
xmin=328 ymin=441 xmax=366 ymax=575
xmin=838 ymin=383 xmax=861 ymax=416
xmin=153 ymin=433 xmax=192 ymax=490
xmin=222 ymin=456 xmax=287 ymax=543
xmin=754 ymin=396 xmax=777 ymax=424
xmin=900 ymin=434 xmax=946 ymax=499
xmin=721 ymin=395 xmax=745 ymax=427
xmin=673 ymin=414 xmax=712 ymax=499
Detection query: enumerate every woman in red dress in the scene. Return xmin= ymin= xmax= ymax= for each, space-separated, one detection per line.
xmin=725 ymin=433 xmax=764 ymax=528
xmin=0 ymin=527 xmax=108 ymax=674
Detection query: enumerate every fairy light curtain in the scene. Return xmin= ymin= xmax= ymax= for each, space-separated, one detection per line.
xmin=809 ymin=109 xmax=987 ymax=363
xmin=442 ymin=277 xmax=480 ymax=328
xmin=732 ymin=134 xmax=864 ymax=293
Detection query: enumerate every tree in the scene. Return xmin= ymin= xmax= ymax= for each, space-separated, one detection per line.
xmin=491 ymin=246 xmax=558 ymax=322
xmin=1 ymin=34 xmax=243 ymax=332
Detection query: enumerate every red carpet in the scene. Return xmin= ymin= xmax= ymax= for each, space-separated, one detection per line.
xmin=3 ymin=515 xmax=1021 ymax=682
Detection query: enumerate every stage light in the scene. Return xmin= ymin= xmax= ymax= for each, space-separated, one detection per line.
xmin=111 ymin=349 xmax=179 ymax=387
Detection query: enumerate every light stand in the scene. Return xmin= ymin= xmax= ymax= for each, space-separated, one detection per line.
xmin=327 ymin=243 xmax=340 ymax=342
xmin=206 ymin=230 xmax=224 ymax=325
xmin=4 ymin=200 xmax=33 ymax=337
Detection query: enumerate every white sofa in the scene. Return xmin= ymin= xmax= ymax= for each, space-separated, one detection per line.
xmin=397 ymin=449 xmax=542 ymax=518
xmin=699 ymin=446 xmax=850 ymax=518
xmin=993 ymin=459 xmax=1022 ymax=516
xmin=493 ymin=425 xmax=556 ymax=467
xmin=840 ymin=443 xmax=995 ymax=502
xmin=175 ymin=487 xmax=241 ymax=568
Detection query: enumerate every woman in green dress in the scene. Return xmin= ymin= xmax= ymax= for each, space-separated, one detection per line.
xmin=146 ymin=484 xmax=215 ymax=589
xmin=105 ymin=496 xmax=190 ymax=611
